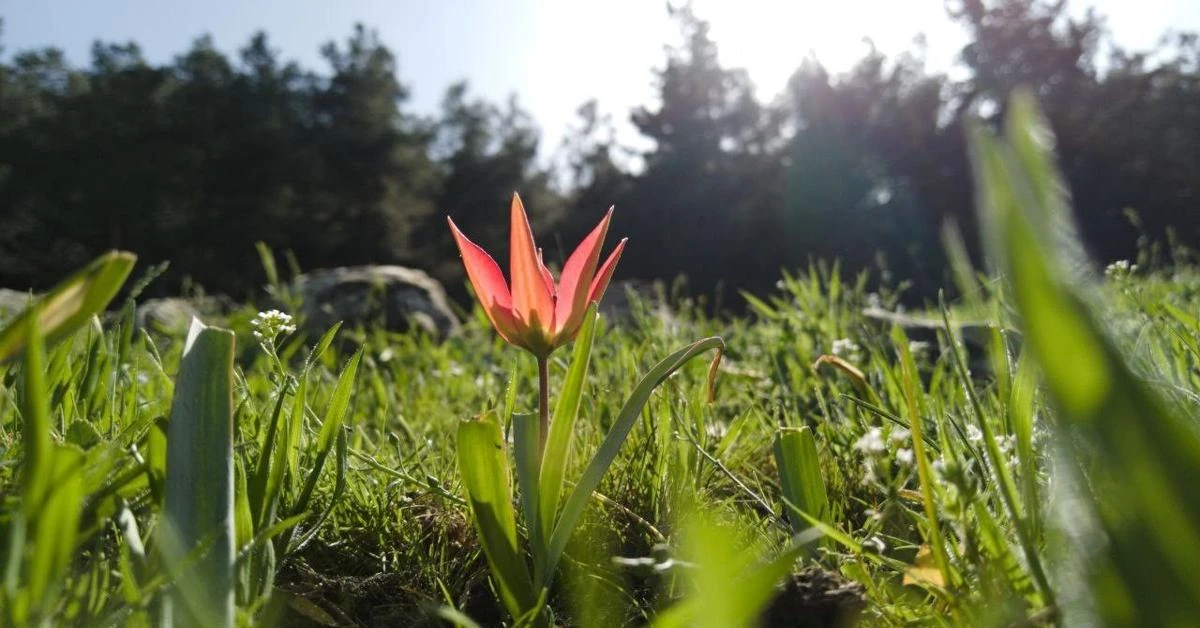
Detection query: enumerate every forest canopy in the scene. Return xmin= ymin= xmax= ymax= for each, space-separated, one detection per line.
xmin=3 ymin=0 xmax=1199 ymax=305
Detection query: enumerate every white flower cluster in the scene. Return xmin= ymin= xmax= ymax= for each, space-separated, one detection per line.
xmin=831 ymin=337 xmax=862 ymax=361
xmin=855 ymin=426 xmax=916 ymax=481
xmin=1104 ymin=259 xmax=1137 ymax=280
xmin=854 ymin=427 xmax=887 ymax=455
xmin=251 ymin=309 xmax=296 ymax=341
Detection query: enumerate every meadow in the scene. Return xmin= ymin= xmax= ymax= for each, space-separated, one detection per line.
xmin=2 ymin=97 xmax=1200 ymax=627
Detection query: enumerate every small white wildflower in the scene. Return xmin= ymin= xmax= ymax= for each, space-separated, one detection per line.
xmin=866 ymin=292 xmax=883 ymax=309
xmin=966 ymin=424 xmax=983 ymax=444
xmin=889 ymin=428 xmax=911 ymax=443
xmin=1104 ymin=259 xmax=1137 ymax=279
xmin=775 ymin=279 xmax=785 ymax=290
xmin=831 ymin=338 xmax=861 ymax=359
xmin=854 ymin=427 xmax=887 ymax=455
xmin=896 ymin=448 xmax=915 ymax=466
xmin=251 ymin=309 xmax=296 ymax=343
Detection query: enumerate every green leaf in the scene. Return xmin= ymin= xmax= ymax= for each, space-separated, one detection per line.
xmin=541 ymin=336 xmax=724 ymax=587
xmin=971 ymin=90 xmax=1200 ymax=624
xmin=162 ymin=318 xmax=236 ymax=628
xmin=0 ymin=251 xmax=136 ymax=363
xmin=456 ymin=411 xmax=538 ymax=621
xmin=773 ymin=426 xmax=828 ymax=536
xmin=293 ymin=350 xmax=361 ymax=515
xmin=512 ymin=412 xmax=543 ymax=560
xmin=538 ymin=305 xmax=598 ymax=538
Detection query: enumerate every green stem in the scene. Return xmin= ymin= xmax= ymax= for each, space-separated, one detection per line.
xmin=537 ymin=356 xmax=550 ymax=454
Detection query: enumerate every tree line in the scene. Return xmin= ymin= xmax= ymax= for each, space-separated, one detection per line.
xmin=2 ymin=0 xmax=1199 ymax=306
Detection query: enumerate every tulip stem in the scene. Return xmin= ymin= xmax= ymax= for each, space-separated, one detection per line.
xmin=537 ymin=356 xmax=550 ymax=453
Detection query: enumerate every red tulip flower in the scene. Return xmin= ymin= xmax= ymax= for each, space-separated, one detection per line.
xmin=448 ymin=193 xmax=626 ymax=359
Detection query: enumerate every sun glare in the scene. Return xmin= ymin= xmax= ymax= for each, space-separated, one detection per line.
xmin=691 ymin=0 xmax=960 ymax=97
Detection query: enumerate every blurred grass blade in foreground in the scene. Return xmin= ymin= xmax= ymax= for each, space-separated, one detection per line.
xmin=161 ymin=318 xmax=237 ymax=628
xmin=970 ymin=90 xmax=1200 ymax=625
xmin=1 ymin=316 xmax=87 ymax=626
xmin=0 ymin=250 xmax=136 ymax=363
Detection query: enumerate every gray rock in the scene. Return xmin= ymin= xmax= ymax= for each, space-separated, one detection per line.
xmin=597 ymin=279 xmax=674 ymax=326
xmin=0 ymin=288 xmax=34 ymax=322
xmin=860 ymin=306 xmax=1021 ymax=373
xmin=292 ymin=266 xmax=460 ymax=339
xmin=136 ymin=298 xmax=203 ymax=334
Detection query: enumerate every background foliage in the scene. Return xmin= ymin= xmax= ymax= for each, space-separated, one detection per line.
xmin=3 ymin=0 xmax=1200 ymax=304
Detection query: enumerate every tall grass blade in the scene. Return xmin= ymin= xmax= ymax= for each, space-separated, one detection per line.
xmin=971 ymin=89 xmax=1200 ymax=624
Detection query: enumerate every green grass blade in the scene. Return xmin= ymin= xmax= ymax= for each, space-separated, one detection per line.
xmin=0 ymin=250 xmax=136 ymax=363
xmin=972 ymin=90 xmax=1200 ymax=624
xmin=773 ymin=426 xmax=829 ymax=536
xmin=293 ymin=349 xmax=361 ymax=514
xmin=538 ymin=305 xmax=598 ymax=537
xmin=541 ymin=336 xmax=724 ymax=587
xmin=162 ymin=318 xmax=236 ymax=628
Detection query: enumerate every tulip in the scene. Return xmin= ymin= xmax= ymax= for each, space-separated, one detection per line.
xmin=447 ymin=193 xmax=626 ymax=360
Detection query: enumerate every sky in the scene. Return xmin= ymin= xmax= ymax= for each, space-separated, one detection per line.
xmin=4 ymin=0 xmax=1198 ymax=155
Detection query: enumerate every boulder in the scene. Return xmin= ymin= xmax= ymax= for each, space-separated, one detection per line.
xmin=0 ymin=288 xmax=34 ymax=322
xmin=597 ymin=279 xmax=674 ymax=326
xmin=292 ymin=266 xmax=460 ymax=340
xmin=136 ymin=298 xmax=203 ymax=334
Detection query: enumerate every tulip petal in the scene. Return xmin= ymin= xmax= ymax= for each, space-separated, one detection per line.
xmin=448 ymin=217 xmax=522 ymax=344
xmin=509 ymin=193 xmax=555 ymax=331
xmin=587 ymin=238 xmax=627 ymax=305
xmin=552 ymin=207 xmax=613 ymax=336
xmin=536 ymin=249 xmax=557 ymax=299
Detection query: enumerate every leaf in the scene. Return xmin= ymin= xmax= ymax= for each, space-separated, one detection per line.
xmin=0 ymin=251 xmax=136 ymax=363
xmin=162 ymin=318 xmax=236 ymax=628
xmin=538 ymin=305 xmax=598 ymax=538
xmin=293 ymin=350 xmax=361 ymax=515
xmin=456 ymin=411 xmax=538 ymax=621
xmin=513 ymin=412 xmax=543 ymax=558
xmin=541 ymin=336 xmax=724 ymax=588
xmin=773 ymin=426 xmax=829 ymax=536
xmin=970 ymin=89 xmax=1200 ymax=624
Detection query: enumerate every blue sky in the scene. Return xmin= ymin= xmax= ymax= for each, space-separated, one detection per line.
xmin=4 ymin=1 xmax=1197 ymax=154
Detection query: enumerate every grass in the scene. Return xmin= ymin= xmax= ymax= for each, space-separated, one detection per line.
xmin=4 ymin=94 xmax=1200 ymax=626
xmin=0 ymin=259 xmax=1192 ymax=626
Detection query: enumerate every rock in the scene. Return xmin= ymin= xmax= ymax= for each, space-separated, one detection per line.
xmin=134 ymin=296 xmax=234 ymax=334
xmin=292 ymin=266 xmax=460 ymax=340
xmin=597 ymin=279 xmax=674 ymax=326
xmin=860 ymin=306 xmax=1020 ymax=374
xmin=0 ymin=288 xmax=34 ymax=322
xmin=135 ymin=298 xmax=202 ymax=334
